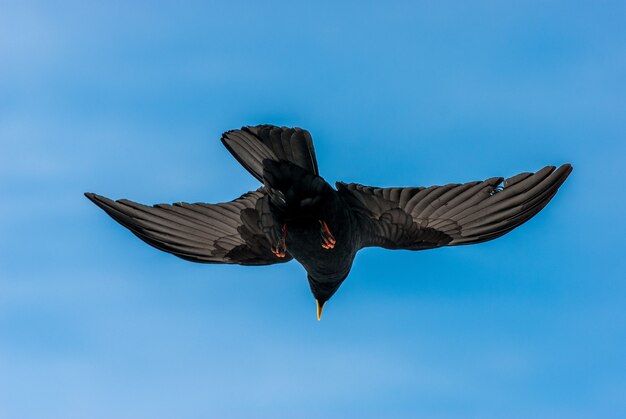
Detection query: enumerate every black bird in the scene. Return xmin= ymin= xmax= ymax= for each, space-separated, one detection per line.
xmin=85 ymin=125 xmax=572 ymax=320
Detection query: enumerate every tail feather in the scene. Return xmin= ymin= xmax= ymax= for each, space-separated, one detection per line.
xmin=221 ymin=125 xmax=319 ymax=183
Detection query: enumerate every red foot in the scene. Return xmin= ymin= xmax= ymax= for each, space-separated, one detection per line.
xmin=319 ymin=220 xmax=336 ymax=250
xmin=272 ymin=224 xmax=287 ymax=258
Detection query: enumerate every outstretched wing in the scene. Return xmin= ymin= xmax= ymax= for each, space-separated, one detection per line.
xmin=337 ymin=164 xmax=572 ymax=250
xmin=85 ymin=189 xmax=292 ymax=265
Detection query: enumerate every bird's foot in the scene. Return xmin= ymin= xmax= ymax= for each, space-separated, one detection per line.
xmin=271 ymin=224 xmax=287 ymax=258
xmin=271 ymin=243 xmax=286 ymax=258
xmin=319 ymin=220 xmax=336 ymax=250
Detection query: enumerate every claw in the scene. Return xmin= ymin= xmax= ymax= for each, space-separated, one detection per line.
xmin=271 ymin=245 xmax=286 ymax=258
xmin=319 ymin=220 xmax=336 ymax=250
xmin=272 ymin=224 xmax=287 ymax=258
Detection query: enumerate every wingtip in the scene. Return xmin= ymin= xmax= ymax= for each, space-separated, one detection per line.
xmin=554 ymin=163 xmax=574 ymax=180
xmin=84 ymin=192 xmax=114 ymax=209
xmin=84 ymin=192 xmax=107 ymax=212
xmin=535 ymin=163 xmax=574 ymax=180
xmin=219 ymin=130 xmax=233 ymax=146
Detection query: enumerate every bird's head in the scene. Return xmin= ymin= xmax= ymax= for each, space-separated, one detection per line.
xmin=307 ymin=275 xmax=346 ymax=321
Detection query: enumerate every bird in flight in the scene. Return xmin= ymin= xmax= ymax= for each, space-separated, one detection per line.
xmin=86 ymin=125 xmax=572 ymax=320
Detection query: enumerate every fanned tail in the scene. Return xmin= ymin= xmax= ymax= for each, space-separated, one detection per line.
xmin=221 ymin=125 xmax=319 ymax=183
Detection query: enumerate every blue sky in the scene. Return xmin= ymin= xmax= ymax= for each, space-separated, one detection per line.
xmin=1 ymin=0 xmax=625 ymax=418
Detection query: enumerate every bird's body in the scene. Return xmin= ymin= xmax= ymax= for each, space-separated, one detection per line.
xmin=86 ymin=125 xmax=572 ymax=319
xmin=257 ymin=156 xmax=360 ymax=301
xmin=282 ymin=188 xmax=358 ymax=298
xmin=285 ymin=212 xmax=356 ymax=283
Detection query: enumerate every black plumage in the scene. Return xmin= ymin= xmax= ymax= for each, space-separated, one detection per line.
xmin=85 ymin=125 xmax=573 ymax=319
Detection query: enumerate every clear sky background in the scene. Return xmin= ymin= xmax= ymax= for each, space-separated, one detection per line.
xmin=1 ymin=1 xmax=625 ymax=418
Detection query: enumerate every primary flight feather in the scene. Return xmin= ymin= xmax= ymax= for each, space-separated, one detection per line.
xmin=85 ymin=125 xmax=572 ymax=319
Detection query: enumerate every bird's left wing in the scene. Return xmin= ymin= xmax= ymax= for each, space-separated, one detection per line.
xmin=85 ymin=190 xmax=292 ymax=265
xmin=337 ymin=164 xmax=572 ymax=250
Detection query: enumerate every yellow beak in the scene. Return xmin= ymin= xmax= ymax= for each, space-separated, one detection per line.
xmin=316 ymin=299 xmax=325 ymax=321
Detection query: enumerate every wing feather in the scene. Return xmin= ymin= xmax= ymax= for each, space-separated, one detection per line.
xmin=85 ymin=189 xmax=292 ymax=265
xmin=338 ymin=164 xmax=572 ymax=250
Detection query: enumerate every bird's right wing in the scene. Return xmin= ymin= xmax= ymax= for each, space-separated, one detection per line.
xmin=337 ymin=164 xmax=572 ymax=250
xmin=85 ymin=189 xmax=292 ymax=265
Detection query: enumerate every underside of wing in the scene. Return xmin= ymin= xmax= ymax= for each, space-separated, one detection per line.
xmin=85 ymin=189 xmax=292 ymax=265
xmin=338 ymin=164 xmax=572 ymax=250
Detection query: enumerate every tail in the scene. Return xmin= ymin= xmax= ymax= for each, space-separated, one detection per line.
xmin=221 ymin=125 xmax=319 ymax=183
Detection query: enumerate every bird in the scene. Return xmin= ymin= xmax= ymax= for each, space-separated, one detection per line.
xmin=85 ymin=125 xmax=573 ymax=320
